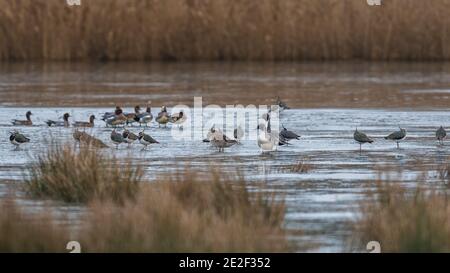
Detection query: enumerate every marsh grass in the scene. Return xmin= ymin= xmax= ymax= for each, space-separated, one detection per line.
xmin=24 ymin=144 xmax=142 ymax=204
xmin=0 ymin=170 xmax=287 ymax=253
xmin=1 ymin=0 xmax=450 ymax=61
xmin=354 ymin=175 xmax=450 ymax=252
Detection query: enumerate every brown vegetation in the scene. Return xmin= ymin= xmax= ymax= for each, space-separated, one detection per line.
xmin=0 ymin=0 xmax=449 ymax=61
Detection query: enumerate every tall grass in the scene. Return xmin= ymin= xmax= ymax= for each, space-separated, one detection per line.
xmin=24 ymin=144 xmax=142 ymax=204
xmin=0 ymin=0 xmax=449 ymax=61
xmin=0 ymin=172 xmax=287 ymax=252
xmin=354 ymin=178 xmax=450 ymax=252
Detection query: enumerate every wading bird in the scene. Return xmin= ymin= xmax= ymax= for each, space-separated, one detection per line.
xmin=385 ymin=127 xmax=407 ymax=149
xmin=138 ymin=131 xmax=159 ymax=150
xmin=436 ymin=126 xmax=447 ymax=145
xmin=123 ymin=129 xmax=139 ymax=147
xmin=9 ymin=130 xmax=30 ymax=149
xmin=135 ymin=106 xmax=153 ymax=127
xmin=354 ymin=128 xmax=374 ymax=153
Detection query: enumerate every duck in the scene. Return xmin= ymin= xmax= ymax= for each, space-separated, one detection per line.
xmin=73 ymin=115 xmax=95 ymax=128
xmin=134 ymin=106 xmax=153 ymax=127
xmin=110 ymin=130 xmax=128 ymax=149
xmin=207 ymin=126 xmax=237 ymax=152
xmin=138 ymin=131 xmax=159 ymax=150
xmin=101 ymin=106 xmax=121 ymax=121
xmin=12 ymin=111 xmax=33 ymax=126
xmin=170 ymin=110 xmax=187 ymax=129
xmin=73 ymin=129 xmax=108 ymax=148
xmin=105 ymin=108 xmax=127 ymax=127
xmin=9 ymin=130 xmax=30 ymax=148
xmin=122 ymin=129 xmax=139 ymax=147
xmin=156 ymin=106 xmax=170 ymax=128
xmin=125 ymin=105 xmax=141 ymax=125
xmin=46 ymin=113 xmax=70 ymax=127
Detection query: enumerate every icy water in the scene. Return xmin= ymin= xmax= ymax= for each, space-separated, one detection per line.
xmin=1 ymin=106 xmax=450 ymax=252
xmin=1 ymin=62 xmax=450 ymax=252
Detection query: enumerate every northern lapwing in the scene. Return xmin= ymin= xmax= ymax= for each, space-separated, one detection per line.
xmin=436 ymin=126 xmax=447 ymax=145
xmin=385 ymin=127 xmax=407 ymax=149
xmin=156 ymin=106 xmax=170 ymax=128
xmin=138 ymin=131 xmax=159 ymax=150
xmin=9 ymin=130 xmax=30 ymax=149
xmin=12 ymin=111 xmax=33 ymax=126
xmin=280 ymin=125 xmax=301 ymax=141
xmin=110 ymin=130 xmax=127 ymax=149
xmin=123 ymin=129 xmax=139 ymax=147
xmin=354 ymin=128 xmax=374 ymax=153
xmin=46 ymin=113 xmax=70 ymax=127
xmin=73 ymin=115 xmax=95 ymax=128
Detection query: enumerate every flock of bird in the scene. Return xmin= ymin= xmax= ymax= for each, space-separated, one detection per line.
xmin=6 ymin=96 xmax=449 ymax=154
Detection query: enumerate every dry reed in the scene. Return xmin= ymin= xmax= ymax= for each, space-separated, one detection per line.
xmin=1 ymin=0 xmax=450 ymax=61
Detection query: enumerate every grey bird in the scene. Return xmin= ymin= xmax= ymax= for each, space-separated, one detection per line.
xmin=276 ymin=96 xmax=290 ymax=110
xmin=110 ymin=130 xmax=127 ymax=149
xmin=354 ymin=127 xmax=374 ymax=153
xmin=135 ymin=106 xmax=153 ymax=127
xmin=280 ymin=125 xmax=300 ymax=141
xmin=385 ymin=127 xmax=407 ymax=149
xmin=436 ymin=126 xmax=447 ymax=145
xmin=46 ymin=113 xmax=70 ymax=127
xmin=12 ymin=111 xmax=33 ymax=126
xmin=208 ymin=126 xmax=238 ymax=152
xmin=138 ymin=131 xmax=159 ymax=150
xmin=123 ymin=129 xmax=139 ymax=147
xmin=9 ymin=130 xmax=30 ymax=149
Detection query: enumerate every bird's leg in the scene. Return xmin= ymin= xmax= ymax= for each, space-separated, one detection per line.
xmin=359 ymin=144 xmax=362 ymax=154
xmin=396 ymin=141 xmax=400 ymax=149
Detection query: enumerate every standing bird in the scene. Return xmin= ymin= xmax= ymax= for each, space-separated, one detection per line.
xmin=276 ymin=96 xmax=290 ymax=110
xmin=138 ymin=131 xmax=159 ymax=150
xmin=170 ymin=110 xmax=187 ymax=129
xmin=207 ymin=127 xmax=237 ymax=152
xmin=9 ymin=130 xmax=30 ymax=149
xmin=101 ymin=106 xmax=121 ymax=121
xmin=354 ymin=128 xmax=374 ymax=153
xmin=436 ymin=126 xmax=447 ymax=145
xmin=122 ymin=129 xmax=139 ymax=147
xmin=234 ymin=125 xmax=244 ymax=142
xmin=257 ymin=122 xmax=276 ymax=153
xmin=12 ymin=111 xmax=33 ymax=126
xmin=73 ymin=129 xmax=108 ymax=148
xmin=105 ymin=108 xmax=127 ymax=127
xmin=110 ymin=130 xmax=127 ymax=149
xmin=135 ymin=106 xmax=153 ymax=127
xmin=156 ymin=106 xmax=170 ymax=128
xmin=46 ymin=113 xmax=70 ymax=127
xmin=385 ymin=127 xmax=407 ymax=149
xmin=125 ymin=105 xmax=141 ymax=125
xmin=280 ymin=125 xmax=301 ymax=141
xmin=73 ymin=115 xmax=96 ymax=128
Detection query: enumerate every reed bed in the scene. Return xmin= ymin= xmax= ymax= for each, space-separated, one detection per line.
xmin=2 ymin=143 xmax=287 ymax=252
xmin=1 ymin=0 xmax=450 ymax=61
xmin=24 ymin=144 xmax=142 ymax=204
xmin=354 ymin=170 xmax=450 ymax=253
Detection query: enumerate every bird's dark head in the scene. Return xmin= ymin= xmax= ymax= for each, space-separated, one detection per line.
xmin=146 ymin=106 xmax=151 ymax=113
xmin=89 ymin=115 xmax=96 ymax=122
xmin=122 ymin=130 xmax=129 ymax=138
xmin=26 ymin=111 xmax=32 ymax=117
xmin=63 ymin=113 xmax=70 ymax=120
xmin=115 ymin=108 xmax=123 ymax=115
xmin=135 ymin=105 xmax=141 ymax=112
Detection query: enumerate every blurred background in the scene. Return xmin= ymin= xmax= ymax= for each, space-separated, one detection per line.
xmin=0 ymin=0 xmax=449 ymax=62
